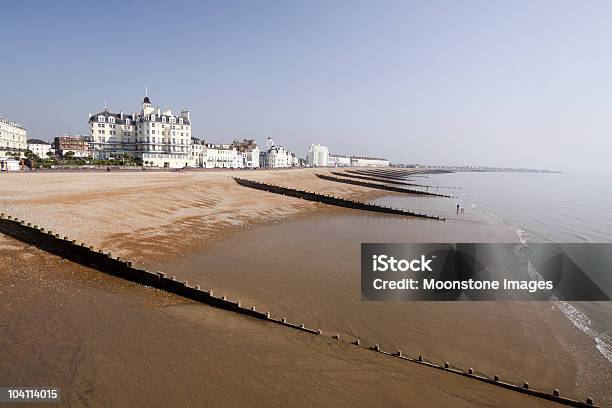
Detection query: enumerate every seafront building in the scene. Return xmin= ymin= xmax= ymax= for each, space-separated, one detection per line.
xmin=0 ymin=116 xmax=27 ymax=158
xmin=259 ymin=137 xmax=298 ymax=168
xmin=189 ymin=138 xmax=259 ymax=169
xmin=88 ymin=95 xmax=191 ymax=168
xmin=350 ymin=156 xmax=389 ymax=167
xmin=307 ymin=144 xmax=329 ymax=167
xmin=328 ymin=154 xmax=351 ymax=167
xmin=190 ymin=137 xmax=205 ymax=166
xmin=53 ymin=135 xmax=90 ymax=158
xmin=27 ymin=139 xmax=53 ymax=158
xmin=231 ymin=139 xmax=260 ymax=169
xmin=201 ymin=143 xmax=240 ymax=168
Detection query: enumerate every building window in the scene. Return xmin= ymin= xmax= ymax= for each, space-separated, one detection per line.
xmin=98 ymin=116 xmax=105 ymax=122
xmin=151 ymin=114 xmax=156 ymax=122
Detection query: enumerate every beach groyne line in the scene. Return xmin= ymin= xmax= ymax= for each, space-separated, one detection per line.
xmin=0 ymin=213 xmax=598 ymax=408
xmin=315 ymin=174 xmax=455 ymax=198
xmin=332 ymin=171 xmax=461 ymax=190
xmin=330 ymin=171 xmax=433 ymax=188
xmin=351 ymin=169 xmax=452 ymax=180
xmin=348 ymin=169 xmax=420 ymax=181
xmin=345 ymin=169 xmax=431 ymax=179
xmin=232 ymin=177 xmax=445 ymax=221
xmin=0 ymin=214 xmax=319 ymax=335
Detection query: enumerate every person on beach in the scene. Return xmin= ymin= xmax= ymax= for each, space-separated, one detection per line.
xmin=461 ymin=206 xmax=465 ymax=214
xmin=456 ymin=204 xmax=460 ymax=214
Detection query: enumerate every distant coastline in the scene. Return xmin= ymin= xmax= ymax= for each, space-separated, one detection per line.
xmin=392 ymin=164 xmax=562 ymax=174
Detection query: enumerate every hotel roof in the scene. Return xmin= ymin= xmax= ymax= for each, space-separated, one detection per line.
xmin=27 ymin=139 xmax=50 ymax=145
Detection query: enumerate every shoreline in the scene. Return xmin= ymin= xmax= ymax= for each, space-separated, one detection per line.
xmin=0 ymin=169 xmax=609 ymax=406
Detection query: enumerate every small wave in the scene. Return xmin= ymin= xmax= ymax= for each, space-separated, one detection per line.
xmin=514 ymin=242 xmax=612 ymax=364
xmin=556 ymin=301 xmax=612 ymax=364
xmin=471 ymin=204 xmax=477 ymax=209
xmin=516 ymin=228 xmax=528 ymax=244
xmin=516 ymin=227 xmax=527 ymax=245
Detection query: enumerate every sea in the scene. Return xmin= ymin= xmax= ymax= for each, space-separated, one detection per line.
xmin=400 ymin=171 xmax=612 ymax=364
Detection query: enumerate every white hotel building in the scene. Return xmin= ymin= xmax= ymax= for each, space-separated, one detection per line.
xmin=328 ymin=154 xmax=351 ymax=167
xmin=190 ymin=138 xmax=259 ymax=169
xmin=259 ymin=137 xmax=298 ymax=168
xmin=0 ymin=116 xmax=27 ymax=157
xmin=350 ymin=156 xmax=389 ymax=167
xmin=27 ymin=139 xmax=53 ymax=158
xmin=89 ymin=95 xmax=191 ymax=168
xmin=307 ymin=144 xmax=329 ymax=167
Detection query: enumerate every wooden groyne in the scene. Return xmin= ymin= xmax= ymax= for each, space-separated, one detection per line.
xmin=348 ymin=169 xmax=417 ymax=181
xmin=331 ymin=172 xmax=461 ymax=190
xmin=232 ymin=177 xmax=445 ymax=220
xmin=351 ymin=168 xmax=452 ymax=180
xmin=0 ymin=214 xmax=319 ymax=335
xmin=315 ymin=174 xmax=454 ymax=198
xmin=330 ymin=171 xmax=433 ymax=188
xmin=0 ymin=212 xmax=598 ymax=407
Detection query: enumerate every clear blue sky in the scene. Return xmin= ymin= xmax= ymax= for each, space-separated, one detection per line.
xmin=1 ymin=0 xmax=611 ymax=171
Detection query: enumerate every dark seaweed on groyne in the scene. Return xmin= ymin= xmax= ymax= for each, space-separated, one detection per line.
xmin=315 ymin=173 xmax=455 ymax=198
xmin=0 ymin=213 xmax=598 ymax=408
xmin=232 ymin=177 xmax=446 ymax=220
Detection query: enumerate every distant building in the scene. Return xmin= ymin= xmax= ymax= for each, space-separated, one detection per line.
xmin=200 ymin=143 xmax=240 ymax=168
xmin=88 ymin=94 xmax=191 ymax=168
xmin=259 ymin=137 xmax=298 ymax=168
xmin=307 ymin=144 xmax=329 ymax=167
xmin=328 ymin=154 xmax=351 ymax=167
xmin=27 ymin=139 xmax=53 ymax=158
xmin=350 ymin=156 xmax=389 ymax=167
xmin=190 ymin=137 xmax=205 ymax=167
xmin=231 ymin=139 xmax=259 ymax=169
xmin=0 ymin=116 xmax=27 ymax=158
xmin=53 ymin=135 xmax=90 ymax=158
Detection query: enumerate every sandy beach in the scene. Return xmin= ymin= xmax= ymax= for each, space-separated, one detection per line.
xmin=1 ymin=169 xmax=609 ymax=407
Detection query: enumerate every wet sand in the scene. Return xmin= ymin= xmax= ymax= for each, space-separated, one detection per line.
xmin=1 ymin=169 xmax=609 ymax=406
xmin=0 ymin=238 xmax=563 ymax=408
xmin=157 ymin=212 xmax=612 ymax=404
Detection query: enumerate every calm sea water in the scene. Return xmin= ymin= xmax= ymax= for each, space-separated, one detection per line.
xmin=388 ymin=171 xmax=612 ymax=364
